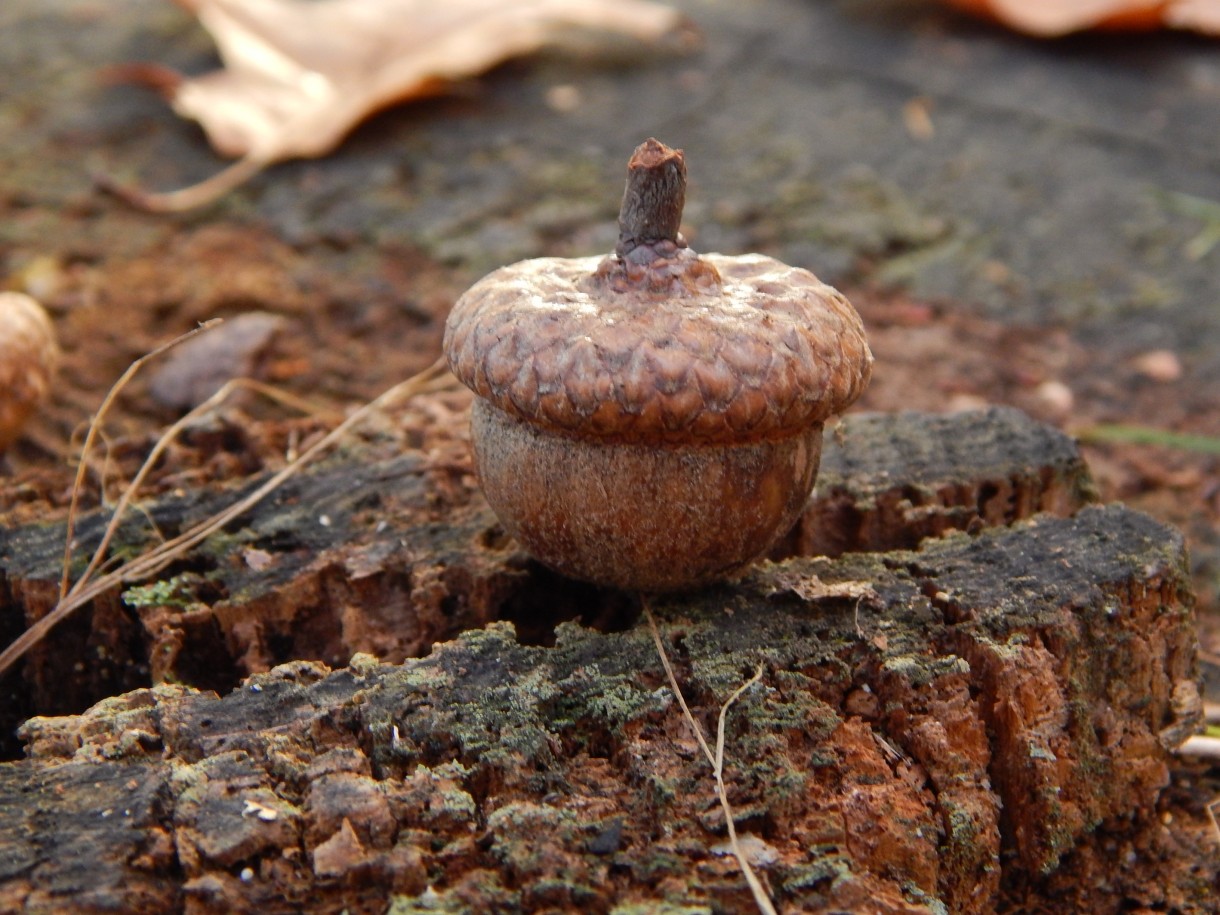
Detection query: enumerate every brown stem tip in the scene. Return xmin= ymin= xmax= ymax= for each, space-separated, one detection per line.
xmin=616 ymin=138 xmax=687 ymax=258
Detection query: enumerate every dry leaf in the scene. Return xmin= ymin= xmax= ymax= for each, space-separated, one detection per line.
xmin=148 ymin=311 xmax=287 ymax=409
xmin=105 ymin=0 xmax=695 ymax=211
xmin=943 ymin=0 xmax=1220 ymax=36
xmin=764 ymin=570 xmax=880 ymax=606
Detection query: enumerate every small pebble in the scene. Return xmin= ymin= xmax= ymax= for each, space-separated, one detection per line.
xmin=544 ymin=84 xmax=582 ymax=113
xmin=711 ymin=834 xmax=779 ymax=867
xmin=946 ymin=393 xmax=989 ymax=413
xmin=243 ymin=548 xmax=274 ymax=571
xmin=1131 ymin=349 xmax=1182 ymax=383
xmin=18 ymin=255 xmax=67 ymax=301
xmin=1034 ymin=379 xmax=1074 ymax=417
xmin=902 ymin=96 xmax=935 ymax=141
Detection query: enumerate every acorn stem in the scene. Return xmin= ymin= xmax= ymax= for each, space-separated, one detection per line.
xmin=615 ymin=138 xmax=687 ymax=258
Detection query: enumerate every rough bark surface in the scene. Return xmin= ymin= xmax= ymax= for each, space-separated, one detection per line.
xmin=791 ymin=407 xmax=1098 ymax=557
xmin=0 ymin=407 xmax=1204 ymax=914
xmin=1 ymin=406 xmax=1097 ymax=725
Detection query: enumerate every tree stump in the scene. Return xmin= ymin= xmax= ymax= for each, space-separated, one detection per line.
xmin=0 ymin=406 xmax=1203 ymax=914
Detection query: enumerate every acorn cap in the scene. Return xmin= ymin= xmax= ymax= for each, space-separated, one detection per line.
xmin=443 ymin=139 xmax=872 ymax=446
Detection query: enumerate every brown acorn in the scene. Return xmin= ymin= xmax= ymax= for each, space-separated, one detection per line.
xmin=0 ymin=292 xmax=59 ymax=454
xmin=443 ymin=139 xmax=872 ymax=591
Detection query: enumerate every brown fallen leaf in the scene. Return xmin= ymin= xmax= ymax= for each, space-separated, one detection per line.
xmin=103 ymin=0 xmax=695 ymax=212
xmin=942 ymin=0 xmax=1220 ymax=36
xmin=147 ymin=311 xmax=288 ymax=410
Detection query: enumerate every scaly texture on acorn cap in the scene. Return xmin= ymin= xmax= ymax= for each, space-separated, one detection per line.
xmin=444 ymin=251 xmax=872 ymax=445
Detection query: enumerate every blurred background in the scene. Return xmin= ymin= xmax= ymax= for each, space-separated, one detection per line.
xmin=1 ymin=1 xmax=1217 ymax=683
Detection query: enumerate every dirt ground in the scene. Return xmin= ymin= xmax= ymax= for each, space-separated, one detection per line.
xmin=1 ymin=0 xmax=1219 ymax=911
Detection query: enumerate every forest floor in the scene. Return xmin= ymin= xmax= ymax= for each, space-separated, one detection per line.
xmin=1 ymin=0 xmax=1218 ymax=911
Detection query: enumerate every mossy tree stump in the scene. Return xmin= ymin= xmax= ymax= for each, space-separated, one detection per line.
xmin=0 ymin=406 xmax=1203 ymax=914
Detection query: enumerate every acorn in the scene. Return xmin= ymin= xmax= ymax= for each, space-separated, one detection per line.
xmin=443 ymin=139 xmax=872 ymax=591
xmin=0 ymin=292 xmax=59 ymax=454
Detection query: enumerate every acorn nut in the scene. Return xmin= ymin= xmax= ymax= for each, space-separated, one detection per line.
xmin=443 ymin=139 xmax=872 ymax=591
xmin=0 ymin=291 xmax=59 ymax=454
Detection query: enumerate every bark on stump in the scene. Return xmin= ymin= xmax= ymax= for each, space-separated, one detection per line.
xmin=0 ymin=406 xmax=1202 ymax=914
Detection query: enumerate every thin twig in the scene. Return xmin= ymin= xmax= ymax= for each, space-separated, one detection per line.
xmin=59 ymin=319 xmax=223 ymax=600
xmin=716 ymin=668 xmax=763 ymax=777
xmin=1178 ymin=735 xmax=1220 ymax=761
xmin=66 ymin=376 xmax=338 ymax=603
xmin=95 ymin=154 xmax=269 ymax=213
xmin=0 ymin=357 xmax=450 ymax=678
xmin=714 ymin=664 xmax=769 ymax=909
xmin=643 ymin=600 xmax=778 ymax=915
xmin=645 ymin=601 xmax=713 ymax=764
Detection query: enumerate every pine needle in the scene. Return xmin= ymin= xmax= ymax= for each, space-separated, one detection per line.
xmin=643 ymin=600 xmax=777 ymax=915
xmin=59 ymin=319 xmax=223 ymax=600
xmin=0 ymin=355 xmax=450 ymax=678
xmin=1074 ymin=423 xmax=1220 ymax=456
